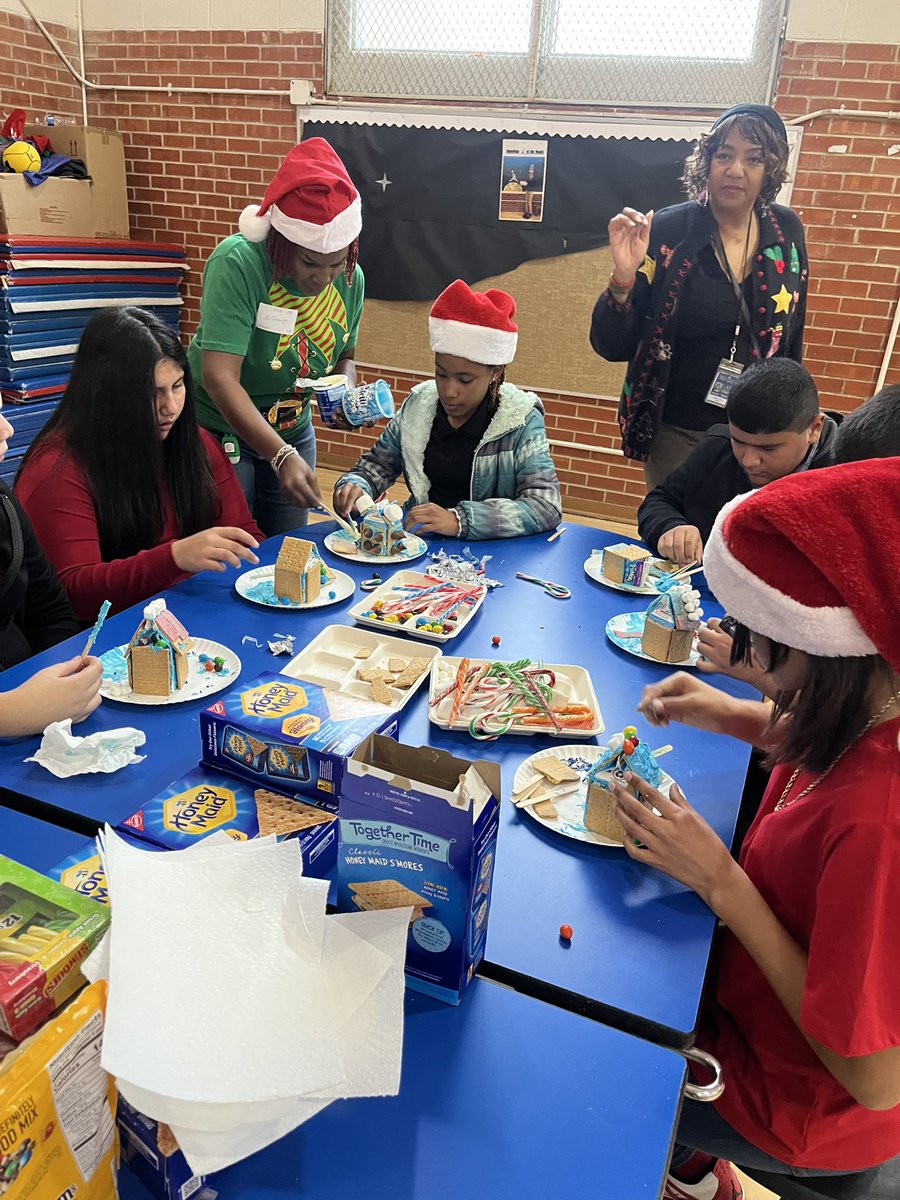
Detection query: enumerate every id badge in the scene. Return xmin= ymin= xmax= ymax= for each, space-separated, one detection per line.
xmin=221 ymin=434 xmax=240 ymax=463
xmin=705 ymin=359 xmax=744 ymax=408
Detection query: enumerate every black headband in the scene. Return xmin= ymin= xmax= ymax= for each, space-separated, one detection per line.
xmin=710 ymin=104 xmax=787 ymax=144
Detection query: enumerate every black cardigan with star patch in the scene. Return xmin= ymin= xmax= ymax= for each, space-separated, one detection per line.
xmin=589 ymin=199 xmax=808 ymax=462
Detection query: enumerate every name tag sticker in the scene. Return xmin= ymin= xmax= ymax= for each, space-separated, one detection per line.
xmin=255 ymin=302 xmax=297 ymax=335
xmin=705 ymin=359 xmax=744 ymax=408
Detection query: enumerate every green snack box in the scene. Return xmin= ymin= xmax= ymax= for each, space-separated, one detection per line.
xmin=0 ymin=856 xmax=110 ymax=1041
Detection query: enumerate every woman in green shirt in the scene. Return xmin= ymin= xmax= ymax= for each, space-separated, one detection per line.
xmin=188 ymin=138 xmax=364 ymax=535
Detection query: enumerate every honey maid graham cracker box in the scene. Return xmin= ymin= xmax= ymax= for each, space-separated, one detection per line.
xmin=338 ymin=734 xmax=500 ymax=1005
xmin=117 ymin=766 xmax=338 ymax=879
xmin=199 ymin=671 xmax=400 ymax=812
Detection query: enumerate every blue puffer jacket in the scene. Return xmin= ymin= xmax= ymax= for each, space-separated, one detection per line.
xmin=335 ymin=380 xmax=562 ymax=540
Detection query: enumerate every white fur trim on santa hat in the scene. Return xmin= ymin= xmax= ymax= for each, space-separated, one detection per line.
xmin=703 ymin=494 xmax=878 ymax=659
xmin=239 ymin=204 xmax=271 ymax=242
xmin=428 ymin=317 xmax=518 ymax=366
xmin=269 ymin=196 xmax=362 ymax=253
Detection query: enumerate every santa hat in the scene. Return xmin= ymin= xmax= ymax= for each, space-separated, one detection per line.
xmin=704 ymin=458 xmax=900 ymax=671
xmin=239 ymin=138 xmax=361 ymax=252
xmin=428 ymin=280 xmax=518 ymax=365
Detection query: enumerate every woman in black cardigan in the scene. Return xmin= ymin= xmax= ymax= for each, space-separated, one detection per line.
xmin=590 ymin=104 xmax=808 ymax=489
xmin=0 ymin=403 xmax=102 ymax=736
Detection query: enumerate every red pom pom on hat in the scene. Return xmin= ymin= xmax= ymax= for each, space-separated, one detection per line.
xmin=429 ymin=279 xmax=518 ymax=365
xmin=703 ymin=458 xmax=900 ymax=671
xmin=239 ymin=137 xmax=361 ymax=253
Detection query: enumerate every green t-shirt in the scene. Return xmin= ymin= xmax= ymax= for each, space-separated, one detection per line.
xmin=188 ymin=235 xmax=365 ymax=441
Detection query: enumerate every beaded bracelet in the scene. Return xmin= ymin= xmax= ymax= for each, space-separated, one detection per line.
xmin=270 ymin=444 xmax=299 ymax=475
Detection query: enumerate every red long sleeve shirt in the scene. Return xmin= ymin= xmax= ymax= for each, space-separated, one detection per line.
xmin=15 ymin=430 xmax=264 ymax=621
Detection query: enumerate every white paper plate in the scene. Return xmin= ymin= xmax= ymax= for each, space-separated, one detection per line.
xmin=99 ymin=638 xmax=241 ymax=705
xmin=583 ymin=549 xmax=680 ymax=596
xmin=280 ymin=624 xmax=441 ymax=713
xmin=234 ymin=564 xmax=355 ymax=609
xmin=428 ymin=657 xmax=604 ymax=739
xmin=513 ymin=743 xmax=678 ymax=849
xmin=347 ymin=570 xmax=487 ymax=643
xmin=324 ymin=530 xmax=428 ymax=565
xmin=605 ymin=611 xmax=700 ymax=668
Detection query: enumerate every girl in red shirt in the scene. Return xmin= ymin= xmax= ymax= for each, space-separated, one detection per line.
xmin=16 ymin=308 xmax=263 ymax=621
xmin=610 ymin=459 xmax=900 ymax=1199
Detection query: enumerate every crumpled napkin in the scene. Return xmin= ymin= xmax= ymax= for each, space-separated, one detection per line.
xmin=25 ymin=719 xmax=146 ymax=778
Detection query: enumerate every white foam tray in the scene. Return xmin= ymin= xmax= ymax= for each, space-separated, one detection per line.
xmin=428 ymin=656 xmax=604 ymax=739
xmin=347 ymin=570 xmax=487 ymax=643
xmin=280 ymin=624 xmax=441 ymax=712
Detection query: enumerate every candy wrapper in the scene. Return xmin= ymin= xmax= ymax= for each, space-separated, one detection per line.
xmin=268 ymin=633 xmax=296 ymax=656
xmin=25 ymin=719 xmax=146 ymax=778
xmin=428 ymin=548 xmax=502 ymax=590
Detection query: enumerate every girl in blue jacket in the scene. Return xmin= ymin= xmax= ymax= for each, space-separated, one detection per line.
xmin=334 ymin=280 xmax=561 ymax=540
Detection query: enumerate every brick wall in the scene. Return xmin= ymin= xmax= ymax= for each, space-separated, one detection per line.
xmin=0 ymin=11 xmax=82 ymax=120
xmin=3 ymin=10 xmax=897 ymax=524
xmin=777 ymin=41 xmax=900 ymax=412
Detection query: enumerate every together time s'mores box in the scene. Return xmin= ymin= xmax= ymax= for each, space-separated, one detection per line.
xmin=117 ymin=1096 xmax=208 ymax=1200
xmin=118 ymin=767 xmax=338 ymax=878
xmin=338 ymin=735 xmax=500 ymax=1005
xmin=199 ymin=672 xmax=399 ymax=810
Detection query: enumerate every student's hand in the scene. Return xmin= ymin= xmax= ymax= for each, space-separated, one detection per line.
xmin=696 ymin=619 xmax=767 ymax=688
xmin=325 ymin=409 xmax=377 ymax=432
xmin=405 ymin=504 xmax=458 ymax=537
xmin=277 ymin=453 xmax=322 ymax=509
xmin=333 ymin=483 xmax=366 ymax=518
xmin=637 ymin=672 xmax=733 ymax=733
xmin=611 ymin=773 xmax=739 ymax=905
xmin=657 ymin=524 xmax=703 ymax=566
xmin=607 ymin=207 xmax=654 ymax=283
xmin=172 ymin=527 xmax=260 ymax=574
xmin=1 ymin=656 xmax=103 ymax=737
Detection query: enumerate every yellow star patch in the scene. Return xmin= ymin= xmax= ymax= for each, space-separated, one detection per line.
xmin=772 ymin=284 xmax=792 ymax=314
xmin=638 ymin=255 xmax=656 ymax=285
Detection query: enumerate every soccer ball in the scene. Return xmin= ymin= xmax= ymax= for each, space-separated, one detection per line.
xmin=2 ymin=141 xmax=41 ymax=173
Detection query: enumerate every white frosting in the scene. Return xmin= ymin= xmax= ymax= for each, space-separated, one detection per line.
xmin=354 ymin=493 xmax=375 ymax=515
xmin=382 ymin=502 xmax=404 ymax=523
xmin=143 ymin=598 xmax=166 ymax=621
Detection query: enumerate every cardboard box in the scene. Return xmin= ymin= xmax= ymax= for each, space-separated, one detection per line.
xmin=25 ymin=122 xmax=129 ymax=237
xmin=119 ymin=766 xmax=338 ymax=878
xmin=339 ymin=735 xmax=500 ymax=1004
xmin=200 ymin=672 xmax=400 ymax=810
xmin=0 ymin=856 xmax=110 ymax=1041
xmin=49 ymin=835 xmax=163 ymax=905
xmin=118 ymin=1096 xmax=208 ymax=1200
xmin=0 ymin=174 xmax=94 ymax=237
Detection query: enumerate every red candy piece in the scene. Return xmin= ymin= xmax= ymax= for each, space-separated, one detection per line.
xmin=559 ymin=923 xmax=573 ymax=941
xmin=204 ymin=660 xmax=214 ymax=672
xmin=622 ymin=739 xmax=635 ymax=755
xmin=631 ymin=735 xmax=640 ymax=746
xmin=491 ymin=635 xmax=501 ymax=646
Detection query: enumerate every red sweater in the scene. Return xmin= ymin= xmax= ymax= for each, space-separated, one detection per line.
xmin=702 ymin=717 xmax=900 ymax=1170
xmin=15 ymin=430 xmax=264 ymax=621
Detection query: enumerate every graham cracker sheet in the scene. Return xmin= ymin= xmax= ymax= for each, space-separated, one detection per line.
xmin=280 ymin=624 xmax=441 ymax=714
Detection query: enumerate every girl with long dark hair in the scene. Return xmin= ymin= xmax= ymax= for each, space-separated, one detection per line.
xmin=610 ymin=459 xmax=900 ymax=1199
xmin=16 ymin=307 xmax=262 ymax=621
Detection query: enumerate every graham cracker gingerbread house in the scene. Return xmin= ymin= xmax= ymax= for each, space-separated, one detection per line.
xmin=641 ymin=583 xmax=703 ymax=664
xmin=273 ymin=537 xmax=332 ymax=604
xmin=602 ymin=543 xmax=653 ymax=587
xmin=584 ymin=729 xmax=662 ymax=844
xmin=126 ymin=599 xmax=193 ymax=696
xmin=358 ymin=501 xmax=409 ymax=557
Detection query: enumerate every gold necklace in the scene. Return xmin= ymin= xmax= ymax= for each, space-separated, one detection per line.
xmin=774 ymin=691 xmax=900 ymax=811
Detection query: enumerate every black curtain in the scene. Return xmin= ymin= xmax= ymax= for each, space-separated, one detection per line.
xmin=304 ymin=122 xmax=692 ymax=301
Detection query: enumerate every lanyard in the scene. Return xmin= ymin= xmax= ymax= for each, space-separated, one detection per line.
xmin=712 ymin=218 xmax=760 ymax=361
